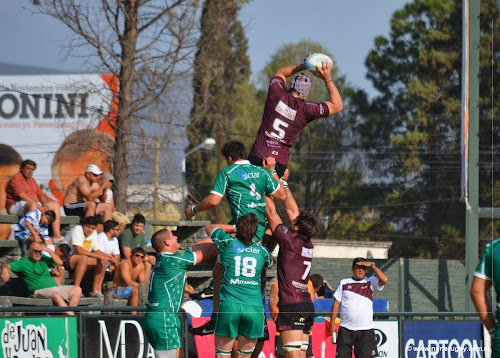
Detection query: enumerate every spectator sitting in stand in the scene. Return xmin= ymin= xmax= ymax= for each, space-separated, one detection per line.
xmin=112 ymin=247 xmax=147 ymax=313
xmin=50 ymin=243 xmax=72 ymax=285
xmin=14 ymin=209 xmax=56 ymax=250
xmin=63 ymin=164 xmax=113 ymax=221
xmin=98 ymin=173 xmax=129 ymax=236
xmin=96 ymin=219 xmax=121 ymax=287
xmin=6 ymin=159 xmax=63 ymax=239
xmin=0 ymin=242 xmax=82 ymax=315
xmin=118 ymin=214 xmax=155 ymax=282
xmin=310 ymin=273 xmax=334 ymax=299
xmin=97 ymin=220 xmax=121 ymax=272
xmin=62 ymin=216 xmax=114 ymax=298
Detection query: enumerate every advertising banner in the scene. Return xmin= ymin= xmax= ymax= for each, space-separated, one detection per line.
xmin=404 ymin=321 xmax=486 ymax=358
xmin=83 ymin=315 xmax=155 ymax=358
xmin=193 ymin=318 xmax=399 ymax=358
xmin=0 ymin=316 xmax=78 ymax=358
xmin=0 ymin=75 xmax=118 ymax=219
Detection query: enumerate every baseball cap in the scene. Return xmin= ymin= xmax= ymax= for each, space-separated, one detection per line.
xmin=290 ymin=73 xmax=312 ymax=99
xmin=85 ymin=164 xmax=103 ymax=175
xmin=103 ymin=173 xmax=115 ymax=181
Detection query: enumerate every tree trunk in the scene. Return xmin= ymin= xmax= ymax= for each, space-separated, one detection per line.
xmin=114 ymin=0 xmax=138 ymax=213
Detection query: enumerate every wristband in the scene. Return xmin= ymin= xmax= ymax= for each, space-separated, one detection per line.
xmin=269 ymin=169 xmax=277 ymax=175
xmin=325 ymin=80 xmax=333 ymax=84
xmin=371 ymin=262 xmax=375 ymax=267
xmin=192 ymin=205 xmax=197 ymax=213
xmin=280 ymin=178 xmax=289 ymax=189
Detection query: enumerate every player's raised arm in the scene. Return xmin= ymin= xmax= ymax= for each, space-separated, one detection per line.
xmin=263 ymin=157 xmax=285 ymax=201
xmin=280 ymin=169 xmax=300 ymax=223
xmin=265 ymin=197 xmax=283 ymax=233
xmin=185 ymin=193 xmax=223 ymax=221
xmin=316 ymin=61 xmax=343 ymax=115
xmin=274 ymin=63 xmax=308 ymax=82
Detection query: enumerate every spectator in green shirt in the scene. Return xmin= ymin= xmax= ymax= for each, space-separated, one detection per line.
xmin=119 ymin=213 xmax=156 ymax=282
xmin=0 ymin=242 xmax=82 ymax=315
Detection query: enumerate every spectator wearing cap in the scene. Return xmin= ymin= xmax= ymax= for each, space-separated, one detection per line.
xmin=6 ymin=159 xmax=63 ymax=239
xmin=63 ymin=164 xmax=113 ymax=221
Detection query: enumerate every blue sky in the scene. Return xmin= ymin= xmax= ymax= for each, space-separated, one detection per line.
xmin=0 ymin=0 xmax=408 ymax=97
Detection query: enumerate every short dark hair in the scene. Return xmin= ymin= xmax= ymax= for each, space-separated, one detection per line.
xmin=57 ymin=243 xmax=71 ymax=259
xmin=236 ymin=213 xmax=258 ymax=246
xmin=152 ymin=229 xmax=168 ymax=252
xmin=352 ymin=257 xmax=366 ymax=267
xmin=103 ymin=220 xmax=119 ymax=233
xmin=132 ymin=213 xmax=146 ymax=225
xmin=81 ymin=216 xmax=98 ymax=227
xmin=221 ymin=141 xmax=246 ymax=161
xmin=44 ymin=210 xmax=56 ymax=224
xmin=294 ymin=210 xmax=318 ymax=242
xmin=21 ymin=159 xmax=37 ymax=169
xmin=132 ymin=247 xmax=147 ymax=256
xmin=309 ymin=273 xmax=324 ymax=289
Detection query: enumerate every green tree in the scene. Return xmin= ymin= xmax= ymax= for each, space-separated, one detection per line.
xmin=186 ymin=0 xmax=251 ymax=208
xmin=352 ymin=0 xmax=500 ymax=258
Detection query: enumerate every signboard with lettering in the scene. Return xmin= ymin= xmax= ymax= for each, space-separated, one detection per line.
xmin=83 ymin=315 xmax=155 ymax=358
xmin=0 ymin=75 xmax=117 ymax=228
xmin=0 ymin=317 xmax=78 ymax=357
xmin=193 ymin=318 xmax=399 ymax=358
xmin=404 ymin=321 xmax=486 ymax=358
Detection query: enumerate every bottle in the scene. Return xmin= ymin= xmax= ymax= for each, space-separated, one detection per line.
xmin=331 ymin=330 xmax=337 ymax=344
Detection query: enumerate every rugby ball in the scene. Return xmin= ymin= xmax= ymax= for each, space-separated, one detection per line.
xmin=304 ymin=53 xmax=333 ymax=74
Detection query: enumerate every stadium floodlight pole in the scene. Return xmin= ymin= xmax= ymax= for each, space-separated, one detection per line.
xmin=181 ymin=138 xmax=216 ymax=212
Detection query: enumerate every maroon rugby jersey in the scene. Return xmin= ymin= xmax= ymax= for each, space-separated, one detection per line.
xmin=273 ymin=224 xmax=314 ymax=305
xmin=249 ymin=76 xmax=330 ymax=165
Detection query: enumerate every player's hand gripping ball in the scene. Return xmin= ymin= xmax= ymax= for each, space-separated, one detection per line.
xmin=304 ymin=53 xmax=333 ymax=75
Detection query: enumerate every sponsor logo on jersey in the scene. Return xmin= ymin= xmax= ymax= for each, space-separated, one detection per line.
xmin=247 ymin=202 xmax=266 ymax=208
xmin=301 ymin=247 xmax=313 ymax=258
xmin=264 ymin=130 xmax=287 ymax=144
xmin=275 ymin=100 xmax=297 ymax=121
xmin=230 ymin=278 xmax=259 ymax=285
xmin=232 ymin=243 xmax=245 ymax=253
xmin=292 ymin=280 xmax=308 ymax=290
xmin=237 ymin=169 xmax=260 ymax=180
xmin=243 ymin=246 xmax=261 ymax=254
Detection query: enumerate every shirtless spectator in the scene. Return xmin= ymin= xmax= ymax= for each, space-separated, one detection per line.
xmin=63 ymin=164 xmax=112 ymax=221
xmin=118 ymin=214 xmax=156 ymax=282
xmin=6 ymin=160 xmax=63 ymax=239
xmin=112 ymin=247 xmax=147 ymax=312
xmin=62 ymin=216 xmax=114 ymax=298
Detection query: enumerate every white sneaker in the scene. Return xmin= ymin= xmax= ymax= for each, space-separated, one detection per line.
xmin=90 ymin=291 xmax=104 ymax=299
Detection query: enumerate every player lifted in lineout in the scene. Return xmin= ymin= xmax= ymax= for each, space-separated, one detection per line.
xmin=248 ymin=53 xmax=343 ymax=177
